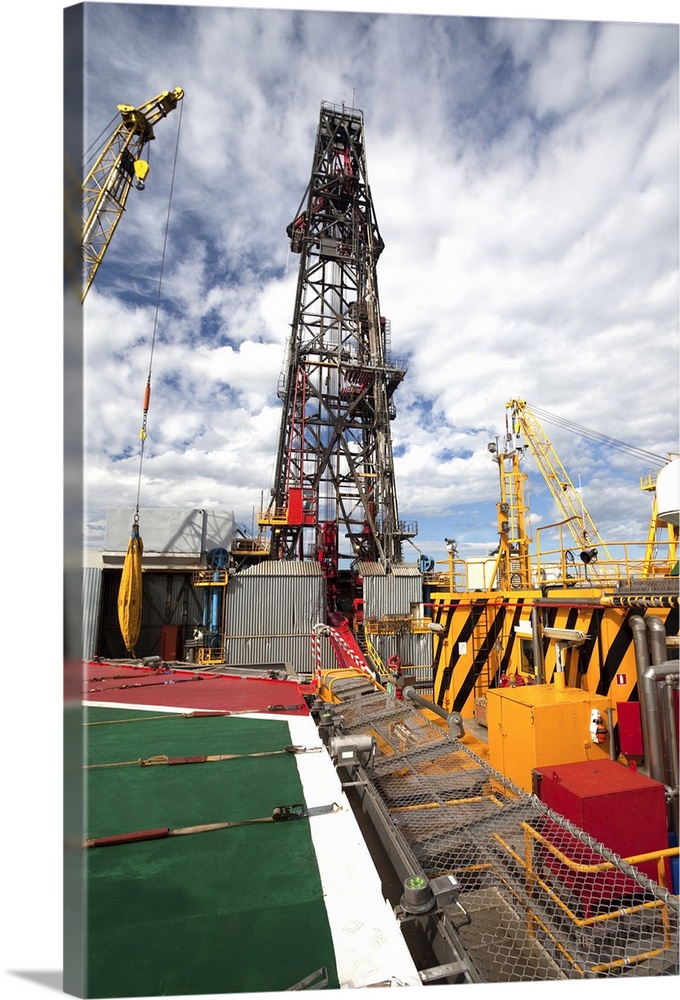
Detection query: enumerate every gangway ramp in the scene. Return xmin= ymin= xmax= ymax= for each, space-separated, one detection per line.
xmin=328 ymin=691 xmax=679 ymax=982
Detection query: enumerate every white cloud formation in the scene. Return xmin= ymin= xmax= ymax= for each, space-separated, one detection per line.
xmin=77 ymin=3 xmax=678 ymax=563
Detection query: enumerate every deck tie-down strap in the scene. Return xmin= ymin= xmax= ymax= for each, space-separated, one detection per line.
xmin=85 ymin=676 xmax=205 ymax=693
xmin=83 ymin=802 xmax=341 ymax=848
xmin=85 ymin=745 xmax=322 ymax=769
xmin=157 ymin=744 xmax=319 ymax=766
xmin=273 ymin=802 xmax=340 ymax=820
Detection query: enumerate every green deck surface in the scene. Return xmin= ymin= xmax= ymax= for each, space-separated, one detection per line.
xmin=84 ymin=707 xmax=339 ymax=997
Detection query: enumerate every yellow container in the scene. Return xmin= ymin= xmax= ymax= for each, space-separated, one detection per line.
xmin=486 ymin=683 xmax=611 ymax=793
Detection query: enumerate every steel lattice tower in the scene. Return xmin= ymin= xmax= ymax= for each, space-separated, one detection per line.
xmin=262 ymin=101 xmax=415 ymax=593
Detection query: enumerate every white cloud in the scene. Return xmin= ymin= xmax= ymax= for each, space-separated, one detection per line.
xmin=78 ymin=5 xmax=678 ymax=563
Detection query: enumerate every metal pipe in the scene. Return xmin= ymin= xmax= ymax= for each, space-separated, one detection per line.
xmin=641 ymin=662 xmax=668 ymax=785
xmin=663 ymin=677 xmax=679 ymax=794
xmin=531 ymin=606 xmax=545 ymax=684
xmin=210 ymin=584 xmax=220 ymax=633
xmin=643 ymin=658 xmax=680 ymax=840
xmin=646 ymin=615 xmax=669 ymax=666
xmin=630 ymin=616 xmax=652 ymax=767
xmin=632 ymin=615 xmax=679 ymax=837
xmin=403 ymin=686 xmax=465 ymax=738
xmin=641 ymin=660 xmax=679 ymax=832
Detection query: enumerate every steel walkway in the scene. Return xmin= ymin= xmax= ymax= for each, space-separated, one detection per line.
xmin=323 ymin=692 xmax=679 ymax=983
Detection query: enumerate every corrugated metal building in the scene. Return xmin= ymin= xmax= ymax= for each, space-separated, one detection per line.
xmin=360 ymin=561 xmax=434 ymax=688
xmin=82 ymin=509 xmax=433 ymax=682
xmin=85 ymin=509 xmax=235 ymax=660
xmin=224 ymin=561 xmax=333 ymax=676
xmin=103 ymin=508 xmax=235 ymax=570
xmin=82 ymin=564 xmax=103 ymax=661
xmin=359 ymin=561 xmax=423 ymax=617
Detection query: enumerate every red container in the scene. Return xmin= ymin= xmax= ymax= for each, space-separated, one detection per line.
xmin=616 ymin=700 xmax=644 ymax=756
xmin=533 ymin=759 xmax=670 ymax=914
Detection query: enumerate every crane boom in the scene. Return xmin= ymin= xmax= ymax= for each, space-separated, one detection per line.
xmin=81 ymin=87 xmax=184 ymax=301
xmin=506 ymin=398 xmax=615 ymax=571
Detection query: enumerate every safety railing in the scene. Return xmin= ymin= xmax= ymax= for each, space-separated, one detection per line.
xmin=193 ymin=568 xmax=228 ymax=586
xmin=332 ymin=690 xmax=679 ymax=980
xmin=433 ymin=538 xmax=678 ymax=594
xmin=197 ymin=647 xmax=225 ymax=665
xmin=487 ymin=820 xmax=679 ymax=975
xmin=364 ymin=614 xmax=433 ymax=635
xmin=364 ymin=632 xmax=386 ymax=677
xmin=257 ymin=504 xmax=289 ymax=526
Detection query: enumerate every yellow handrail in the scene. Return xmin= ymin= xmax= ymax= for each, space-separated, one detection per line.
xmin=521 ymin=820 xmax=677 ymax=884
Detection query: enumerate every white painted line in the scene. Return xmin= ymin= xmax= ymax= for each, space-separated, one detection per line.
xmin=287 ymin=716 xmax=422 ymax=989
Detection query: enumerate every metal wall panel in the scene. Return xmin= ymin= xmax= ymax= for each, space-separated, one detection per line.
xmin=362 ymin=570 xmax=423 ymax=619
xmin=223 ymin=635 xmax=334 ymax=676
xmin=223 ymin=563 xmax=330 ymax=670
xmin=82 ymin=566 xmax=103 ymax=661
xmin=98 ymin=570 xmax=203 ymax=659
xmin=104 ymin=508 xmax=235 ymax=554
xmin=370 ymin=631 xmax=433 ymax=668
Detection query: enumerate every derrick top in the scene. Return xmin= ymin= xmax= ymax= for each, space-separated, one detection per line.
xmin=320 ymin=99 xmax=363 ymax=125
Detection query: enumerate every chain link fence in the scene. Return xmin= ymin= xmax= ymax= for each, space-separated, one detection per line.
xmin=333 ymin=692 xmax=678 ymax=981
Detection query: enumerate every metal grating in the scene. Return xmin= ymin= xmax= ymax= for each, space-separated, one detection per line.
xmin=335 ymin=693 xmax=679 ymax=981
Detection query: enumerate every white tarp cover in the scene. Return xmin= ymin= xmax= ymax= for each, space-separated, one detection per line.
xmin=104 ymin=508 xmax=235 ymax=555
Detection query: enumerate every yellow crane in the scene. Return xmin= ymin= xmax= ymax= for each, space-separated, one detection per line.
xmin=640 ymin=464 xmax=679 ymax=577
xmin=488 ymin=429 xmax=532 ymax=589
xmin=81 ymin=87 xmax=184 ymax=301
xmin=505 ymin=398 xmax=615 ymax=574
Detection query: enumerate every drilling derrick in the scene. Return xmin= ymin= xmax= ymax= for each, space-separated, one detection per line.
xmin=262 ymin=101 xmax=414 ymax=603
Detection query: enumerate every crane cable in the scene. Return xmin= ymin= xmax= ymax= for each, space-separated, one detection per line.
xmin=82 ymin=112 xmax=120 ymax=172
xmin=528 ymin=403 xmax=669 ymax=468
xmin=133 ymin=96 xmax=185 ymax=526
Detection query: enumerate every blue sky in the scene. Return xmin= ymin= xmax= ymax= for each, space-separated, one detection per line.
xmin=77 ymin=2 xmax=679 ymax=569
